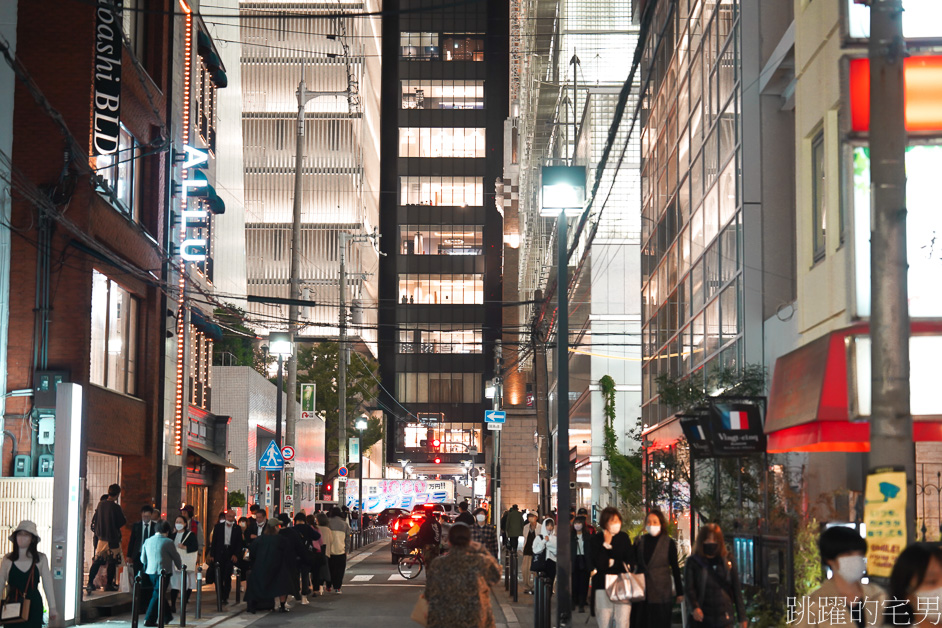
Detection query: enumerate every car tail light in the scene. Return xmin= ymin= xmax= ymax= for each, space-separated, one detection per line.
xmin=394 ymin=520 xmax=401 ymax=532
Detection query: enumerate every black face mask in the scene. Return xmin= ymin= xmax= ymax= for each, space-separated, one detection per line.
xmin=703 ymin=542 xmax=719 ymax=557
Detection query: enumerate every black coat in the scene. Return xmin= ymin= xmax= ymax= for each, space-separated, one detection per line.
xmin=684 ymin=554 xmax=745 ymax=627
xmin=209 ymin=522 xmax=244 ymax=564
xmin=246 ymin=535 xmax=296 ymax=602
xmin=128 ymin=521 xmax=157 ymax=566
xmin=455 ymin=511 xmax=475 ymax=526
xmin=91 ymin=499 xmax=126 ymax=546
xmin=586 ymin=531 xmax=633 ymax=593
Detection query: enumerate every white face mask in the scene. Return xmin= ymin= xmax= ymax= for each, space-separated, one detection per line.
xmin=646 ymin=525 xmax=661 ymax=537
xmin=834 ymin=555 xmax=866 ymax=584
xmin=175 ymin=523 xmax=185 ymax=531
xmin=574 ymin=523 xmax=583 ymax=531
xmin=608 ymin=522 xmax=621 ymax=535
xmin=476 ymin=514 xmax=486 ymax=523
xmin=915 ymin=587 xmax=942 ymax=625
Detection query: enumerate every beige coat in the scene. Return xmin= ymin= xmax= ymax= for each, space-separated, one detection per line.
xmin=792 ymin=578 xmax=887 ymax=628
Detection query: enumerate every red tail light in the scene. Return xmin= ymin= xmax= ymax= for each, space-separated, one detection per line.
xmin=394 ymin=520 xmax=401 ymax=532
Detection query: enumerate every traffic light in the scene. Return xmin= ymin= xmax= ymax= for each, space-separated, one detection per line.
xmin=431 ymin=438 xmax=441 ymax=449
xmin=323 ymin=482 xmax=332 ymax=498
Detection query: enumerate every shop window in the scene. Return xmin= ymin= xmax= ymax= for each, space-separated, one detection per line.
xmin=90 ymin=270 xmax=138 ymax=396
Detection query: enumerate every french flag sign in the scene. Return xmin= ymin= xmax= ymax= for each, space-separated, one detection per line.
xmin=723 ymin=409 xmax=750 ymax=431
xmin=691 ymin=424 xmax=708 ymax=440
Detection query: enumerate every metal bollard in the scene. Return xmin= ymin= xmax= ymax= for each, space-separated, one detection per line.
xmin=235 ymin=566 xmax=242 ymax=604
xmin=130 ymin=573 xmax=142 ymax=628
xmin=180 ymin=564 xmax=187 ymax=627
xmin=510 ymin=551 xmax=518 ymax=602
xmin=542 ymin=576 xmax=552 ymax=627
xmin=215 ymin=562 xmax=223 ymax=611
xmin=158 ymin=570 xmax=169 ymax=628
xmin=534 ymin=575 xmax=543 ymax=628
xmin=195 ymin=568 xmax=203 ymax=620
xmin=504 ymin=551 xmax=510 ymax=591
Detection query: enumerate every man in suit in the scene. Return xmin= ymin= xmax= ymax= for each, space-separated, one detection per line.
xmin=127 ymin=505 xmax=156 ymax=612
xmin=209 ymin=509 xmax=244 ymax=604
xmin=243 ymin=504 xmax=261 ymax=542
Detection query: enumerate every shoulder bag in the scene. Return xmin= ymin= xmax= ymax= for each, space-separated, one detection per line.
xmin=530 ymin=548 xmax=548 ymax=573
xmin=1 ymin=566 xmax=33 ymax=624
xmin=605 ymin=561 xmax=646 ymax=604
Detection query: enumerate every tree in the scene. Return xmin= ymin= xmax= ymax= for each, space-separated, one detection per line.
xmin=599 ymin=375 xmax=644 ymax=526
xmin=296 ymin=342 xmax=381 ymax=480
xmin=211 ymin=306 xmax=272 ymax=377
xmin=228 ymin=490 xmax=247 ymax=508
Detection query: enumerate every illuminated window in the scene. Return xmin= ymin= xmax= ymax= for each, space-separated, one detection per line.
xmin=400 ymin=32 xmax=439 ymax=59
xmin=397 ymin=274 xmax=484 ymax=305
xmin=401 ymin=422 xmax=483 ymax=453
xmin=95 ymin=125 xmax=140 ymax=220
xmin=400 ymin=176 xmax=483 ymax=206
xmin=398 ymin=324 xmax=483 ymax=354
xmin=811 ymin=132 xmax=826 ymax=261
xmin=399 ymin=128 xmax=486 ymax=158
xmin=442 ymin=35 xmax=484 ymax=61
xmin=399 ymin=225 xmax=483 ymax=255
xmin=90 ymin=270 xmax=138 ymax=396
xmin=401 ymin=80 xmax=484 ymax=110
xmin=396 ymin=373 xmax=483 ymax=404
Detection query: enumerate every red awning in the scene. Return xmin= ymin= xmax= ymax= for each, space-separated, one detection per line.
xmin=766 ymin=323 xmax=942 ymax=453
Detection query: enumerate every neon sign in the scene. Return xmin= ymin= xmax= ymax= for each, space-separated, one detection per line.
xmin=179 ymin=145 xmax=208 ymax=263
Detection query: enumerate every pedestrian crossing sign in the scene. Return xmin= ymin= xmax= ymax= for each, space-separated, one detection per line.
xmin=259 ymin=439 xmax=285 ymax=471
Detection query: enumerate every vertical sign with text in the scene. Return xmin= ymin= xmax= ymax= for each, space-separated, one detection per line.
xmin=93 ymin=0 xmax=123 ymax=157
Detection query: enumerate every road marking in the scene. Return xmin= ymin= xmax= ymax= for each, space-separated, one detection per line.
xmin=346 ymin=539 xmax=389 ymax=567
xmin=388 ymin=574 xmax=410 ymax=581
xmin=342 ymin=583 xmax=425 ymax=588
xmin=351 ymin=575 xmax=373 ymax=582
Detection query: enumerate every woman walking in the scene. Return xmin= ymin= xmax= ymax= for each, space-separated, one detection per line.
xmin=0 ymin=521 xmax=57 ymax=628
xmin=168 ymin=514 xmax=198 ymax=613
xmin=587 ymin=506 xmax=633 ymax=628
xmin=631 ymin=509 xmax=683 ymax=628
xmin=571 ymin=515 xmax=591 ymax=613
xmin=887 ymin=543 xmax=942 ymax=626
xmin=245 ymin=524 xmax=294 ymax=613
xmin=140 ymin=520 xmax=182 ymax=627
xmin=325 ymin=506 xmax=352 ymax=593
xmin=684 ymin=524 xmax=746 ymax=628
xmin=532 ymin=517 xmax=558 ymax=582
xmin=425 ymin=523 xmax=502 ymax=628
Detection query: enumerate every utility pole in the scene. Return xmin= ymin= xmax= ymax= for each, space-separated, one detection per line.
xmin=555 ymin=211 xmax=572 ymax=626
xmin=570 ymin=50 xmax=580 ymax=165
xmin=869 ymin=0 xmax=916 ymax=542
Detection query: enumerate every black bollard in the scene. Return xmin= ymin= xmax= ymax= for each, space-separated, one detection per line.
xmin=180 ymin=564 xmax=187 ymax=627
xmin=510 ymin=551 xmax=518 ymax=602
xmin=195 ymin=568 xmax=202 ymax=620
xmin=214 ymin=562 xmax=223 ymax=611
xmin=534 ymin=575 xmax=543 ymax=628
xmin=157 ymin=570 xmax=168 ymax=628
xmin=130 ymin=573 xmax=142 ymax=628
xmin=542 ymin=576 xmax=551 ymax=627
xmin=235 ymin=566 xmax=242 ymax=605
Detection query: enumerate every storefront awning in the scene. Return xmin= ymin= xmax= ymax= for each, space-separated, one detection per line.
xmin=189 ymin=446 xmax=237 ymax=469
xmin=766 ymin=323 xmax=942 ymax=453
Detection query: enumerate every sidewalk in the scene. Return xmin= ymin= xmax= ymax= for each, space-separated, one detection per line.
xmin=493 ymin=576 xmax=538 ymax=628
xmin=82 ymin=537 xmax=390 ymax=627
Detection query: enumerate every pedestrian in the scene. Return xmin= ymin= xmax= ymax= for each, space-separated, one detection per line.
xmin=521 ymin=511 xmax=540 ymax=594
xmin=128 ymin=506 xmax=156 ymax=575
xmin=571 ymin=515 xmax=591 ymax=613
xmin=168 ymin=514 xmax=198 ymax=614
xmin=0 ymin=521 xmax=57 ymax=628
xmin=325 ymin=506 xmax=352 ymax=593
xmin=87 ymin=483 xmax=126 ymax=593
xmin=246 ymin=523 xmax=294 ymax=613
xmin=425 ymin=523 xmax=502 ymax=628
xmin=293 ymin=512 xmax=316 ymax=604
xmin=455 ymin=501 xmax=475 ymax=526
xmin=181 ymin=505 xmax=205 ymax=559
xmin=792 ymin=526 xmax=884 ymax=628
xmin=140 ymin=520 xmax=182 ymax=627
xmin=417 ymin=509 xmax=445 ymax=563
xmin=275 ymin=513 xmax=305 ymax=605
xmin=245 ymin=504 xmax=261 ymax=542
xmin=887 ymin=543 xmax=942 ymax=626
xmin=470 ymin=507 xmax=499 ymax=558
xmin=631 ymin=509 xmax=683 ymax=628
xmin=578 ymin=507 xmax=597 ymax=535
xmin=684 ymin=523 xmax=746 ymax=628
xmin=209 ymin=508 xmax=244 ymax=605
xmin=312 ymin=512 xmax=330 ymax=594
xmin=532 ymin=517 xmax=558 ymax=582
xmin=504 ymin=504 xmax=525 ymax=551
xmin=587 ymin=506 xmax=633 ymax=628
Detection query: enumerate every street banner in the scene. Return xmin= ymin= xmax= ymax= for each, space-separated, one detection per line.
xmin=679 ymin=407 xmax=714 ymax=458
xmin=707 ymin=397 xmax=767 ymax=457
xmin=864 ymin=468 xmax=908 ymax=578
xmin=301 ymin=383 xmax=315 ymax=418
xmin=341 ymin=479 xmax=455 ymax=513
xmin=349 ymin=437 xmax=360 ymax=459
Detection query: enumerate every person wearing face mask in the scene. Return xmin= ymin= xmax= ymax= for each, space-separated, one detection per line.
xmin=684 ymin=524 xmax=746 ymax=628
xmin=587 ymin=506 xmax=633 ymax=628
xmin=168 ymin=514 xmax=199 ymax=614
xmin=522 ymin=512 xmax=540 ymax=594
xmin=571 ymin=515 xmax=591 ymax=613
xmin=887 ymin=543 xmax=942 ymax=626
xmin=792 ymin=526 xmax=885 ymax=627
xmin=631 ymin=509 xmax=683 ymax=628
xmin=470 ymin=508 xmax=499 ymax=558
xmin=140 ymin=520 xmax=182 ymax=627
xmin=532 ymin=517 xmax=558 ymax=583
xmin=209 ymin=509 xmax=244 ymax=605
xmin=0 ymin=521 xmax=57 ymax=628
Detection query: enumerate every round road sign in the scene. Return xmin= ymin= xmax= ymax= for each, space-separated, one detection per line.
xmin=281 ymin=445 xmax=296 ymax=461
xmin=338 ymin=466 xmax=348 ymax=477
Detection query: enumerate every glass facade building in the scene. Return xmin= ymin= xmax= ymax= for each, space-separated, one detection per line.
xmin=379 ymin=0 xmax=509 ymax=465
xmin=639 ymin=0 xmax=743 ymax=425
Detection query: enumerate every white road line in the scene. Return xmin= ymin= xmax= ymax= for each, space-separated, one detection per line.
xmin=346 ymin=539 xmax=389 ymax=567
xmin=388 ymin=573 xmax=410 ymax=581
xmin=351 ymin=574 xmax=373 ymax=582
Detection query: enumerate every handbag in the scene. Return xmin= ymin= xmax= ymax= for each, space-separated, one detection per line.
xmin=604 ymin=562 xmax=645 ymax=603
xmin=1 ymin=566 xmax=33 ymax=624
xmin=410 ymin=594 xmax=428 ymax=627
xmin=530 ymin=549 xmax=548 ymax=573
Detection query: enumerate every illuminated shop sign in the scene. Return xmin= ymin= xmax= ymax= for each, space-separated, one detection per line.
xmin=849 ymin=56 xmax=942 ymax=133
xmin=92 ymin=0 xmax=123 ymax=155
xmin=178 ymin=145 xmax=209 ymax=263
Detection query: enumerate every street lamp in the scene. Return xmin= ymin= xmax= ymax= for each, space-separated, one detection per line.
xmin=269 ymin=331 xmax=293 ymax=516
xmin=356 ymin=414 xmax=368 ymax=531
xmin=541 ymin=164 xmax=586 ymax=626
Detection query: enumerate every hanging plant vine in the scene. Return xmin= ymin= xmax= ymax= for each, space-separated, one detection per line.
xmin=600 ymin=375 xmax=642 ymax=506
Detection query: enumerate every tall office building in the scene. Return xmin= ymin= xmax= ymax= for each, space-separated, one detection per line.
xmin=379 ymin=0 xmax=509 ymax=474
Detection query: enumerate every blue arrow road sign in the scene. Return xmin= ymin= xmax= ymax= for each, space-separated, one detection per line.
xmin=484 ymin=410 xmax=506 ymax=423
xmin=259 ymin=439 xmax=285 ymax=471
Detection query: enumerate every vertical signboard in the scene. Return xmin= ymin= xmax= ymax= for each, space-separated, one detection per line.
xmin=301 ymin=383 xmax=315 ymax=418
xmin=92 ymin=0 xmax=123 ymax=157
xmin=864 ymin=469 xmax=908 ymax=578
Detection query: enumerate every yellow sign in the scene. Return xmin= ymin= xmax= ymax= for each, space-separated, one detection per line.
xmin=863 ymin=470 xmax=908 ymax=578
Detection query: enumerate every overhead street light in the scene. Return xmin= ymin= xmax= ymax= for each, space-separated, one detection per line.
xmin=356 ymin=414 xmax=368 ymax=530
xmin=267 ymin=332 xmax=293 ymax=516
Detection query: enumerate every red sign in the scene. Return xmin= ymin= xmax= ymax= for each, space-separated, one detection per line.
xmin=849 ymin=56 xmax=942 ymax=133
xmin=281 ymin=446 xmax=295 ymax=461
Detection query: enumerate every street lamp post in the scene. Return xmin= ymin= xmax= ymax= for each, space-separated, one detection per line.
xmin=356 ymin=415 xmax=368 ymax=531
xmin=541 ymin=165 xmax=586 ymax=627
xmin=269 ymin=332 xmax=293 ymax=516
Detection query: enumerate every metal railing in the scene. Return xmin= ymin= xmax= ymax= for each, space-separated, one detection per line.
xmin=534 ymin=575 xmax=552 ymax=628
xmin=349 ymin=524 xmax=389 ymax=551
